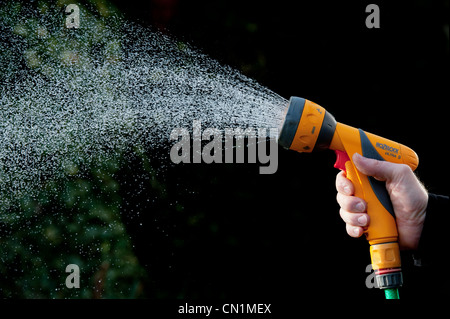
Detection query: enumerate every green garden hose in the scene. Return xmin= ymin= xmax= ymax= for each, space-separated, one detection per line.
xmin=384 ymin=288 xmax=399 ymax=299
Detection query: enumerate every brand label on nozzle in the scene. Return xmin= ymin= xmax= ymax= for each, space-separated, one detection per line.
xmin=376 ymin=142 xmax=398 ymax=154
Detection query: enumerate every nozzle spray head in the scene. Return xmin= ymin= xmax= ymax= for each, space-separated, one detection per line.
xmin=278 ymin=96 xmax=337 ymax=153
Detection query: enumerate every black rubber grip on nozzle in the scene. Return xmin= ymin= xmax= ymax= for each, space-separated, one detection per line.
xmin=359 ymin=129 xmax=396 ymax=218
xmin=278 ymin=97 xmax=305 ymax=149
xmin=313 ymin=109 xmax=336 ymax=151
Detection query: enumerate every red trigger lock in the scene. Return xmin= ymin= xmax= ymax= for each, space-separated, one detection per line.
xmin=334 ymin=150 xmax=351 ymax=172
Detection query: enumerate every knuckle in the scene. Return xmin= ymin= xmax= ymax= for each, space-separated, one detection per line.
xmin=336 ymin=192 xmax=343 ymax=204
xmin=335 ymin=173 xmax=344 ymax=189
xmin=339 ymin=208 xmax=346 ymax=219
xmin=398 ymin=163 xmax=412 ymax=175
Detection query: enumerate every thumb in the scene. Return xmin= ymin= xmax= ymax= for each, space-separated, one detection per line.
xmin=352 ymin=153 xmax=399 ymax=182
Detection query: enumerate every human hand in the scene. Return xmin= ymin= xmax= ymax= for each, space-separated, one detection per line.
xmin=335 ymin=153 xmax=428 ymax=250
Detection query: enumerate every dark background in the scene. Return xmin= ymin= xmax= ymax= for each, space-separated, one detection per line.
xmin=110 ymin=0 xmax=449 ymax=305
xmin=0 ymin=0 xmax=448 ymax=309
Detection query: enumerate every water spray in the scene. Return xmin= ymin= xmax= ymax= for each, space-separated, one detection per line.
xmin=1 ymin=1 xmax=418 ymax=300
xmin=0 ymin=2 xmax=287 ymax=209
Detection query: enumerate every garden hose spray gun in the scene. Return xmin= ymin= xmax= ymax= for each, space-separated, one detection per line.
xmin=278 ymin=97 xmax=419 ymax=299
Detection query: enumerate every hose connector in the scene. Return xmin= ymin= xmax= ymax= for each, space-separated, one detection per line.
xmin=375 ymin=269 xmax=403 ymax=289
xmin=370 ymin=242 xmax=403 ymax=289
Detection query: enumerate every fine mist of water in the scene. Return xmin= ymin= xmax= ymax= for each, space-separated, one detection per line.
xmin=0 ymin=2 xmax=287 ymax=210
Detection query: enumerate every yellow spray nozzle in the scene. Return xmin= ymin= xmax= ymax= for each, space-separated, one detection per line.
xmin=279 ymin=96 xmax=419 ymax=292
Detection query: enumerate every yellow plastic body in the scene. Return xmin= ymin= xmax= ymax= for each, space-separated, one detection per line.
xmin=330 ymin=122 xmax=418 ymax=245
xmin=370 ymin=242 xmax=402 ymax=271
xmin=285 ymin=98 xmax=419 ymax=275
xmin=289 ymin=99 xmax=326 ymax=152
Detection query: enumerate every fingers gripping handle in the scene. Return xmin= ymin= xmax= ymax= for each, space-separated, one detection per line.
xmin=334 ymin=150 xmax=398 ymax=244
xmin=344 ymin=159 xmax=365 ymax=212
xmin=334 ymin=150 xmax=403 ymax=290
xmin=335 ymin=150 xmax=366 ymax=231
xmin=334 ymin=150 xmax=365 ymax=199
